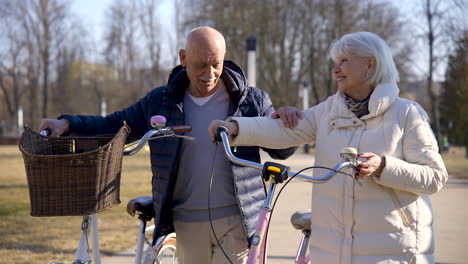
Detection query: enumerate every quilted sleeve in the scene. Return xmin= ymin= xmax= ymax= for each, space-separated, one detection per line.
xmin=228 ymin=106 xmax=319 ymax=149
xmin=374 ymin=103 xmax=448 ymax=195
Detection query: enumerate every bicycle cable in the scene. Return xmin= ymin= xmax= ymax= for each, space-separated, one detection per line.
xmin=208 ymin=143 xmax=235 ymax=264
xmin=81 ymin=216 xmax=91 ymax=262
xmin=262 ymin=165 xmax=354 ymax=262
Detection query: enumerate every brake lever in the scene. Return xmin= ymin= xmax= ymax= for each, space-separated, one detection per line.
xmin=175 ymin=135 xmax=195 ymax=141
xmin=338 ymin=169 xmax=362 ymax=187
xmin=353 ymin=174 xmax=363 ymax=186
xmin=352 ymin=160 xmax=363 ymax=186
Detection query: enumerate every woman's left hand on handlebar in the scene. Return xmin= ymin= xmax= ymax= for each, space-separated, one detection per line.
xmin=271 ymin=106 xmax=303 ymax=129
xmin=355 ymin=152 xmax=385 ymax=179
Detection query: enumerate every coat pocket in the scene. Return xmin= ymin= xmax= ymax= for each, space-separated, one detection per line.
xmin=385 ymin=187 xmax=414 ymax=227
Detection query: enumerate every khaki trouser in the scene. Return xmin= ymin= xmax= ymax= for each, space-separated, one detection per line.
xmin=173 ymin=214 xmax=249 ymax=264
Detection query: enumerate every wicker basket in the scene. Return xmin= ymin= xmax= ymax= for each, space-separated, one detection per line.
xmin=19 ymin=125 xmax=130 ymax=217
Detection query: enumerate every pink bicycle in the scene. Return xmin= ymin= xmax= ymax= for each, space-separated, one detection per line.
xmin=214 ymin=126 xmax=360 ymax=264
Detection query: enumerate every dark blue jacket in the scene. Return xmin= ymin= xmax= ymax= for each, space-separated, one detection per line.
xmin=61 ymin=61 xmax=296 ymax=241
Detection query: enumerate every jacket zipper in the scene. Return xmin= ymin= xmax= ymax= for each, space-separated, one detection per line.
xmin=356 ymin=119 xmax=412 ymax=226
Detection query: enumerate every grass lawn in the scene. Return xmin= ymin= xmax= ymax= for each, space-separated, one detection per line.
xmin=0 ymin=145 xmax=466 ymax=264
xmin=0 ymin=145 xmax=152 ymax=264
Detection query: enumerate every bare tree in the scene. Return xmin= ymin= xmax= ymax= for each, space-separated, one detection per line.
xmin=417 ymin=0 xmax=468 ymax=146
xmin=171 ymin=0 xmax=197 ymax=65
xmin=20 ymin=0 xmax=71 ymax=118
xmin=134 ymin=0 xmax=163 ymax=88
xmin=0 ymin=2 xmax=26 ymax=126
xmin=422 ymin=0 xmax=443 ymax=145
xmin=177 ymin=0 xmax=410 ymax=108
xmin=179 ymin=0 xmax=311 ymax=107
xmin=303 ymin=0 xmax=410 ymax=104
xmin=103 ymin=0 xmax=142 ymax=105
xmin=0 ymin=0 xmax=88 ymax=129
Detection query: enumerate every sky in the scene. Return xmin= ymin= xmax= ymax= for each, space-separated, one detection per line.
xmin=71 ymin=0 xmax=176 ymax=63
xmin=72 ymin=0 xmax=174 ymax=39
xmin=72 ymin=0 xmax=113 ymax=41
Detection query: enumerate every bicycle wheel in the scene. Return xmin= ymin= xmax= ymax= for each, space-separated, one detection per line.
xmin=155 ymin=237 xmax=177 ymax=264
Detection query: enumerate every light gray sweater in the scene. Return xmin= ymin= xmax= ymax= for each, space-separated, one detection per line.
xmin=172 ymin=84 xmax=239 ymax=222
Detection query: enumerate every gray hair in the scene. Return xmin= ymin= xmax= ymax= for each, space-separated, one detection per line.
xmin=329 ymin=31 xmax=399 ymax=84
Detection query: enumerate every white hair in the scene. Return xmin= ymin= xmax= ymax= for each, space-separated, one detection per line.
xmin=329 ymin=31 xmax=399 ymax=84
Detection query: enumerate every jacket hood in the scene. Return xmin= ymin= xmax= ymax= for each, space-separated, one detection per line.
xmin=331 ymin=82 xmax=400 ymax=120
xmin=165 ymin=60 xmax=249 ymax=104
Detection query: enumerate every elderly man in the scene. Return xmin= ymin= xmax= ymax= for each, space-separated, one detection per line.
xmin=39 ymin=27 xmax=295 ymax=264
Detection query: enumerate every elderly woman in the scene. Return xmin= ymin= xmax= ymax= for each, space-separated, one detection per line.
xmin=209 ymin=31 xmax=447 ymax=264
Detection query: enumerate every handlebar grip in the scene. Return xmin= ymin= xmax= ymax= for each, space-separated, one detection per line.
xmin=171 ymin=125 xmax=192 ymax=134
xmin=40 ymin=129 xmax=51 ymax=136
xmin=151 ymin=115 xmax=167 ymax=128
xmin=214 ymin=126 xmax=229 ymax=142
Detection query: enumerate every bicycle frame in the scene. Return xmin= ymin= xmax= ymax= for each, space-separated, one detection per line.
xmin=47 ymin=118 xmax=190 ymax=264
xmin=62 ymin=214 xmax=100 ymax=264
xmin=125 ymin=121 xmax=191 ymax=264
xmin=215 ymin=127 xmax=358 ymax=264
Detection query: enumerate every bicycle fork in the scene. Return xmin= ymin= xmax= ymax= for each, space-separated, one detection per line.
xmin=295 ymin=230 xmax=310 ymax=264
xmin=74 ymin=214 xmax=101 ymax=264
xmin=246 ymin=183 xmax=275 ymax=264
xmin=247 ymin=162 xmax=290 ymax=264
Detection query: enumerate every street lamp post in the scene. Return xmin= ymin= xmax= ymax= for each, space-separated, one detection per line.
xmin=302 ymin=81 xmax=310 ymax=153
xmin=246 ymin=35 xmax=256 ymax=87
xmin=17 ymin=106 xmax=23 ymax=136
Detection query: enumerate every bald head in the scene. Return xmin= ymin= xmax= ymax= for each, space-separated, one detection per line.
xmin=179 ymin=27 xmax=226 ymax=97
xmin=185 ymin=27 xmax=226 ymax=54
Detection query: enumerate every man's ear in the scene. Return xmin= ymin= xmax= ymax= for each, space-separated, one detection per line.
xmin=179 ymin=49 xmax=187 ymax=67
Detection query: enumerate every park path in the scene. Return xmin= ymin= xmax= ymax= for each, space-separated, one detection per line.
xmin=104 ymin=152 xmax=468 ymax=264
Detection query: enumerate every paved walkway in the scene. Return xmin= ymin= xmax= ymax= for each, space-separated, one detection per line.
xmin=104 ymin=152 xmax=468 ymax=264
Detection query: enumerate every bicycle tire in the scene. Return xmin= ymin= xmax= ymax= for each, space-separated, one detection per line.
xmin=155 ymin=237 xmax=177 ymax=264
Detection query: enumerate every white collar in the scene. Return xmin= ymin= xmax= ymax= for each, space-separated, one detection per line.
xmin=330 ymin=82 xmax=400 ymax=119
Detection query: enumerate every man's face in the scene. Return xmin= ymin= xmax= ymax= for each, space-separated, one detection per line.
xmin=180 ymin=46 xmax=225 ymax=97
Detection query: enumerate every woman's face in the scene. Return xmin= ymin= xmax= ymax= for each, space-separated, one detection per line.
xmin=332 ymin=54 xmax=373 ymax=100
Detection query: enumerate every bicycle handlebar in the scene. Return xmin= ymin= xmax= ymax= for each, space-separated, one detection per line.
xmin=123 ymin=125 xmax=192 ymax=156
xmin=170 ymin=125 xmax=192 ymax=134
xmin=215 ymin=126 xmax=359 ymax=184
xmin=39 ymin=116 xmax=192 ymax=156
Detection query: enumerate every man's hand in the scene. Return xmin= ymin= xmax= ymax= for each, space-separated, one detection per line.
xmin=355 ymin=152 xmax=385 ymax=179
xmin=270 ymin=106 xmax=303 ymax=129
xmin=38 ymin=118 xmax=70 ymax=137
xmin=208 ymin=120 xmax=239 ymax=140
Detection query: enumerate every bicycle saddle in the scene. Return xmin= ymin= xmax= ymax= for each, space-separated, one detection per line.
xmin=290 ymin=209 xmax=311 ymax=232
xmin=127 ymin=196 xmax=155 ymax=220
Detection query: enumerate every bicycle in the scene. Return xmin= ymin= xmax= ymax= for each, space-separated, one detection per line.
xmin=213 ymin=126 xmax=360 ymax=264
xmin=123 ymin=115 xmax=192 ymax=264
xmin=30 ymin=115 xmax=190 ymax=264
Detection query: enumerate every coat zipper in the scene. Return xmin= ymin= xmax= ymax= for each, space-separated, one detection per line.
xmin=356 ymin=119 xmax=412 ymax=226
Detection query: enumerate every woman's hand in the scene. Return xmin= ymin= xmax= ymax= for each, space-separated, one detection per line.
xmin=208 ymin=120 xmax=239 ymax=140
xmin=355 ymin=152 xmax=386 ymax=179
xmin=271 ymin=106 xmax=303 ymax=129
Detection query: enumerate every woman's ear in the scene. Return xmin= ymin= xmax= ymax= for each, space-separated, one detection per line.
xmin=368 ymin=57 xmax=377 ymax=72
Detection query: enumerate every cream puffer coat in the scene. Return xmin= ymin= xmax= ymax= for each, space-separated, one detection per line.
xmin=228 ymin=82 xmax=448 ymax=264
